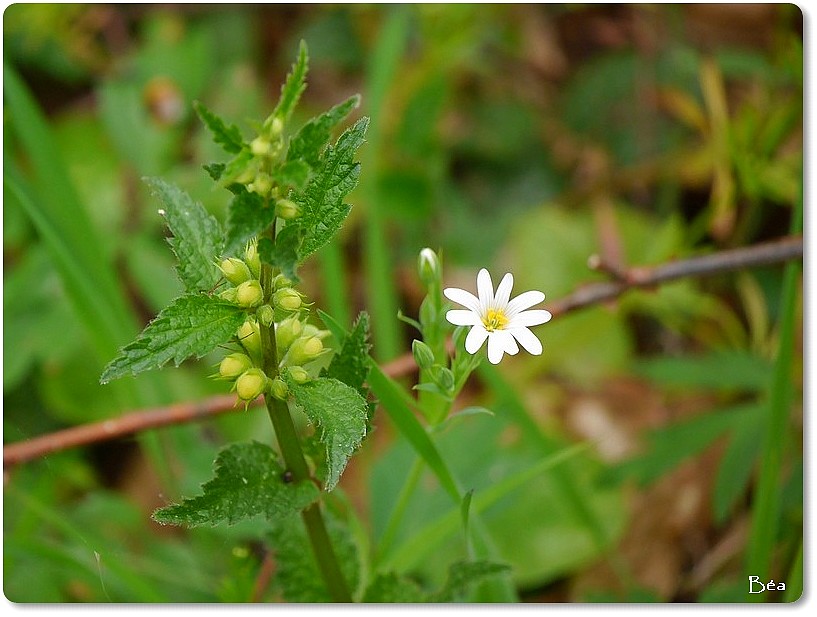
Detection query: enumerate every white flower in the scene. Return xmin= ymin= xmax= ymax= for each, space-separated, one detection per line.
xmin=444 ymin=269 xmax=552 ymax=364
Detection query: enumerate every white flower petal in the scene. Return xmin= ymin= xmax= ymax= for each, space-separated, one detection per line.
xmin=508 ymin=327 xmax=543 ymax=355
xmin=506 ymin=290 xmax=545 ymax=316
xmin=465 ymin=324 xmax=489 ymax=354
xmin=476 ymin=268 xmax=494 ymax=312
xmin=486 ymin=331 xmax=508 ymax=364
xmin=503 ymin=331 xmax=519 ymax=355
xmin=443 ymin=287 xmax=481 ymax=313
xmin=445 ymin=309 xmax=481 ymax=326
xmin=494 ymin=273 xmax=514 ymax=308
xmin=509 ymin=309 xmax=552 ymax=327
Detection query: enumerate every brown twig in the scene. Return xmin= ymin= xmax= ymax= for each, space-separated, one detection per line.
xmin=3 ymin=235 xmax=802 ymax=467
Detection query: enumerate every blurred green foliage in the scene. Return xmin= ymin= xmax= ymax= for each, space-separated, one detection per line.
xmin=3 ymin=4 xmax=802 ymax=603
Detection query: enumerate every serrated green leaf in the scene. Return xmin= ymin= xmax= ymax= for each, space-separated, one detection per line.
xmin=362 ymin=572 xmax=425 ymax=603
xmin=152 ymin=441 xmax=318 ymax=527
xmin=323 ymin=311 xmax=371 ymax=397
xmin=268 ymin=511 xmax=360 ymax=603
xmin=258 ymin=225 xmax=302 ymax=282
xmin=223 ymin=187 xmax=276 ymax=257
xmin=100 ymin=294 xmax=246 ymax=383
xmin=203 ymin=162 xmax=226 ymax=182
xmin=431 ymin=561 xmax=511 ymax=603
xmin=271 ymin=40 xmax=308 ymax=125
xmin=194 ymin=100 xmax=244 ymax=154
xmin=287 ymin=95 xmax=361 ymax=169
xmin=286 ymin=377 xmax=367 ymax=491
xmin=294 ymin=117 xmax=369 ymax=259
xmin=144 ymin=177 xmax=224 ymax=292
xmin=272 ymin=159 xmax=311 ymax=191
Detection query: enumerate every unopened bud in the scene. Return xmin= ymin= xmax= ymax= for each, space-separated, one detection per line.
xmin=431 ymin=365 xmax=455 ymax=393
xmin=275 ymin=316 xmax=303 ymax=353
xmin=235 ymin=368 xmax=268 ymax=401
xmin=273 ymin=288 xmax=302 ymax=312
xmin=257 ymin=304 xmax=275 ymax=327
xmin=219 ymin=353 xmax=253 ymax=379
xmin=418 ymin=248 xmax=441 ymax=288
xmin=272 ymin=275 xmax=293 ymax=291
xmin=270 ymin=377 xmax=288 ymax=400
xmin=412 ymin=340 xmax=435 ymax=370
xmin=218 ymin=287 xmax=238 ymax=303
xmin=248 ymin=172 xmax=272 ymax=197
xmin=288 ymin=366 xmax=309 ymax=384
xmin=270 ymin=116 xmax=284 ymax=137
xmin=275 ymin=199 xmax=300 ymax=220
xmin=245 ymin=241 xmax=261 ymax=279
xmin=287 ymin=335 xmax=324 ymax=366
xmin=236 ymin=280 xmax=264 ymax=308
xmin=237 ymin=319 xmax=262 ymax=362
xmin=220 ymin=257 xmax=253 ymax=285
xmin=250 ymin=136 xmax=272 ymax=157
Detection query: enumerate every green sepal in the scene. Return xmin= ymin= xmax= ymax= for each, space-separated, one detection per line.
xmin=100 ymin=294 xmax=246 ymax=383
xmin=152 ymin=441 xmax=319 ymax=527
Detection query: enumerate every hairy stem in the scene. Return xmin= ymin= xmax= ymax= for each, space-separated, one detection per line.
xmin=259 ymin=258 xmax=352 ymax=602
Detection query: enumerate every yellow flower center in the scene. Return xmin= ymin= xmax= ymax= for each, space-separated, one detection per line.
xmin=483 ymin=308 xmax=509 ymax=332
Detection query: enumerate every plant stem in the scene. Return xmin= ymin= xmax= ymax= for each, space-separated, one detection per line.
xmin=259 ymin=259 xmax=352 ymax=602
xmin=376 ymin=456 xmax=424 ymax=563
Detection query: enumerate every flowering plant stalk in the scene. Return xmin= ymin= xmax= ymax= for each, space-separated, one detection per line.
xmin=100 ymin=43 xmax=541 ymax=603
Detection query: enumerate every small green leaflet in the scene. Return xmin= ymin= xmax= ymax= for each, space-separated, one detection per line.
xmin=152 ymin=441 xmax=318 ymax=527
xmin=268 ymin=511 xmax=360 ymax=602
xmin=145 ymin=177 xmax=224 ymax=292
xmin=223 ymin=188 xmax=276 ymax=257
xmin=193 ymin=100 xmax=244 ymax=154
xmin=295 ymin=116 xmax=369 ymax=259
xmin=271 ymin=40 xmax=308 ymax=125
xmin=323 ymin=311 xmax=371 ymax=397
xmin=287 ymin=95 xmax=360 ymax=169
xmin=286 ymin=376 xmax=367 ymax=491
xmin=100 ymin=294 xmax=246 ymax=383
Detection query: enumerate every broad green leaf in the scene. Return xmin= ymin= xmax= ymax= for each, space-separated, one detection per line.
xmin=193 ymin=100 xmax=244 ymax=154
xmin=287 ymin=95 xmax=361 ymax=169
xmin=286 ymin=377 xmax=367 ymax=491
xmin=633 ymin=351 xmax=771 ymax=392
xmin=323 ymin=311 xmax=371 ymax=397
xmin=223 ymin=187 xmax=275 ymax=257
xmin=268 ymin=511 xmax=359 ymax=602
xmin=295 ymin=117 xmax=369 ymax=259
xmin=610 ymin=403 xmax=762 ymax=486
xmin=144 ymin=178 xmax=224 ymax=292
xmin=100 ymin=294 xmax=246 ymax=383
xmin=271 ymin=40 xmax=308 ymax=125
xmin=152 ymin=441 xmax=318 ymax=527
xmin=366 ymin=360 xmax=461 ymax=502
xmin=362 ymin=572 xmax=425 ymax=603
xmin=431 ymin=561 xmax=511 ymax=603
xmin=257 ymin=224 xmax=302 ymax=282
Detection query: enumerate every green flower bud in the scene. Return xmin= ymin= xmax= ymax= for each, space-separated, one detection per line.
xmin=273 ymin=288 xmax=302 ymax=312
xmin=236 ymin=280 xmax=264 ymax=308
xmin=275 ymin=199 xmax=300 ymax=220
xmin=288 ymin=366 xmax=309 ymax=384
xmin=237 ymin=319 xmax=262 ymax=363
xmin=245 ymin=241 xmax=261 ymax=279
xmin=270 ymin=377 xmax=288 ymax=400
xmin=219 ymin=353 xmax=254 ymax=379
xmin=257 ymin=304 xmax=275 ymax=327
xmin=248 ymin=172 xmax=272 ymax=197
xmin=220 ymin=257 xmax=253 ymax=286
xmin=275 ymin=316 xmax=303 ymax=353
xmin=412 ymin=339 xmax=435 ymax=370
xmin=272 ymin=274 xmax=293 ymax=291
xmin=250 ymin=136 xmax=272 ymax=157
xmin=418 ymin=248 xmax=441 ymax=288
xmin=286 ymin=335 xmax=324 ymax=366
xmin=301 ymin=323 xmax=330 ymax=340
xmin=269 ymin=116 xmax=284 ymax=137
xmin=431 ymin=365 xmax=455 ymax=393
xmin=235 ymin=368 xmax=268 ymax=401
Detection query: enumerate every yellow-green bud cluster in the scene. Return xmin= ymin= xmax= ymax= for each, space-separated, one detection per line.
xmin=218 ymin=242 xmax=265 ymax=310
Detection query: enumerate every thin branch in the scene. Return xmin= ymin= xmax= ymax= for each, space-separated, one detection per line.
xmin=3 ymin=235 xmax=802 ymax=468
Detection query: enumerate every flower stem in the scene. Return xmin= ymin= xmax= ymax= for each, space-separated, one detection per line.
xmin=259 ymin=258 xmax=352 ymax=602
